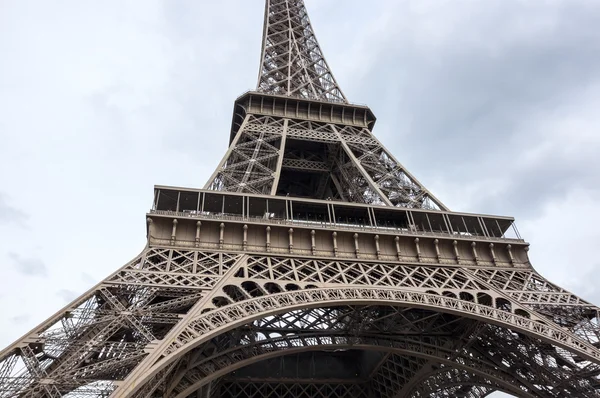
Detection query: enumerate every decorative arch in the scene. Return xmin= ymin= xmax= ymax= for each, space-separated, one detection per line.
xmin=405 ymin=365 xmax=516 ymax=397
xmin=113 ymin=287 xmax=600 ymax=397
xmin=169 ymin=336 xmax=533 ymax=398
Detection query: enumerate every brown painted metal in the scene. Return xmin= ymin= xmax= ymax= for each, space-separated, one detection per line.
xmin=1 ymin=0 xmax=599 ymax=397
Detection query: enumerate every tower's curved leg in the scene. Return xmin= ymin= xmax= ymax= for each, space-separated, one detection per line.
xmin=0 ymin=247 xmax=242 ymax=397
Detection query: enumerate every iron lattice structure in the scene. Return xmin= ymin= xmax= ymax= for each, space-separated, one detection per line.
xmin=1 ymin=0 xmax=599 ymax=397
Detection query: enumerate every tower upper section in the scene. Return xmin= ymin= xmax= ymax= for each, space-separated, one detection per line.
xmin=256 ymin=0 xmax=347 ymax=103
xmin=205 ymin=0 xmax=448 ymax=211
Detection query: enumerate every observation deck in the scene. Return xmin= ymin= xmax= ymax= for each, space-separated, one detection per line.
xmin=228 ymin=91 xmax=377 ymax=144
xmin=147 ymin=185 xmax=530 ymax=268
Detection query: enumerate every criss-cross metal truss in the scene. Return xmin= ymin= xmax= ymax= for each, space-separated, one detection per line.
xmin=2 ymin=0 xmax=599 ymax=397
xmin=205 ymin=96 xmax=446 ymax=210
xmin=257 ymin=0 xmax=346 ymax=102
xmin=207 ymin=0 xmax=446 ymax=210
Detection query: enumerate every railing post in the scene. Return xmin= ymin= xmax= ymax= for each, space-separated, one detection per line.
xmin=507 ymin=244 xmax=514 ymax=265
xmin=453 ymin=240 xmax=460 ymax=262
xmin=146 ymin=217 xmax=154 ymax=243
xmin=471 ymin=242 xmax=479 ymax=265
xmin=332 ymin=232 xmax=338 ymax=257
xmin=489 ymin=243 xmax=497 ymax=265
xmin=219 ymin=223 xmax=225 ymax=249
xmin=170 ymin=219 xmax=178 ymax=245
xmin=414 ymin=238 xmax=421 ymax=262
xmin=195 ymin=221 xmax=202 ymax=248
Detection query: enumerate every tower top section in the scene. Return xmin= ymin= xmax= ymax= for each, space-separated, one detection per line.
xmin=256 ymin=0 xmax=347 ymax=103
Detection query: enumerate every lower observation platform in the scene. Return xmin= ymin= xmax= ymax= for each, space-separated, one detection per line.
xmin=147 ymin=185 xmax=529 ymax=268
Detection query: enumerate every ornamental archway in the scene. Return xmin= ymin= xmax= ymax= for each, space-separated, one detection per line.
xmin=115 ymin=287 xmax=600 ymax=397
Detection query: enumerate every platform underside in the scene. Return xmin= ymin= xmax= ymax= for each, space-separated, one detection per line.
xmin=161 ymin=296 xmax=599 ymax=398
xmin=186 ymin=309 xmax=496 ymax=398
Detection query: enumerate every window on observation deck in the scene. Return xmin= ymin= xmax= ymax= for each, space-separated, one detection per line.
xmin=178 ymin=191 xmax=200 ymax=214
xmin=372 ymin=208 xmax=410 ymax=231
xmin=332 ymin=204 xmax=370 ymax=228
xmin=153 ymin=189 xmax=178 ymax=212
xmin=289 ymin=201 xmax=329 ymax=224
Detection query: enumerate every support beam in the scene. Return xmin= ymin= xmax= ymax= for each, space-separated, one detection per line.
xmin=332 ymin=125 xmax=393 ymax=206
xmin=270 ymin=119 xmax=289 ymax=195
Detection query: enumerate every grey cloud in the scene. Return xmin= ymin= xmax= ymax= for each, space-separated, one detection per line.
xmin=8 ymin=252 xmax=47 ymax=277
xmin=344 ymin=0 xmax=600 ymax=216
xmin=150 ymin=2 xmax=266 ymax=163
xmin=566 ymin=263 xmax=600 ymax=306
xmin=10 ymin=315 xmax=30 ymax=325
xmin=475 ymin=150 xmax=600 ymax=217
xmin=56 ymin=289 xmax=78 ymax=303
xmin=0 ymin=193 xmax=28 ymax=226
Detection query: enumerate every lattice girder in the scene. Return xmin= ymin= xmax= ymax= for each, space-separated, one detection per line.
xmin=0 ymin=248 xmax=241 ymax=398
xmin=335 ymin=124 xmax=441 ymax=209
xmin=206 ymin=115 xmax=286 ymax=195
xmin=407 ymin=366 xmax=504 ymax=397
xmin=218 ymin=380 xmax=370 ymax=398
xmin=99 ymin=250 xmax=600 ymax=397
xmin=207 ymin=106 xmax=447 ymax=208
xmin=139 ymin=302 xmax=598 ymax=397
xmin=257 ymin=0 xmax=346 ymax=102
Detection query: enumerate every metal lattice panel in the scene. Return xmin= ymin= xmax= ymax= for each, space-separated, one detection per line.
xmin=218 ymin=381 xmax=371 ymax=398
xmin=257 ymin=0 xmax=346 ymax=102
xmin=0 ymin=249 xmax=239 ymax=397
xmin=207 ymin=115 xmax=447 ymax=209
xmin=206 ymin=115 xmax=286 ymax=195
xmin=122 ymin=297 xmax=599 ymax=397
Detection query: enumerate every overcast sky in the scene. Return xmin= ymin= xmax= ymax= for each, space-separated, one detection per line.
xmin=1 ymin=1 xmax=600 ymax=396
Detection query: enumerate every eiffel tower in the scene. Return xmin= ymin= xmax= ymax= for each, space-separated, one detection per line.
xmin=2 ymin=1 xmax=600 ymax=397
